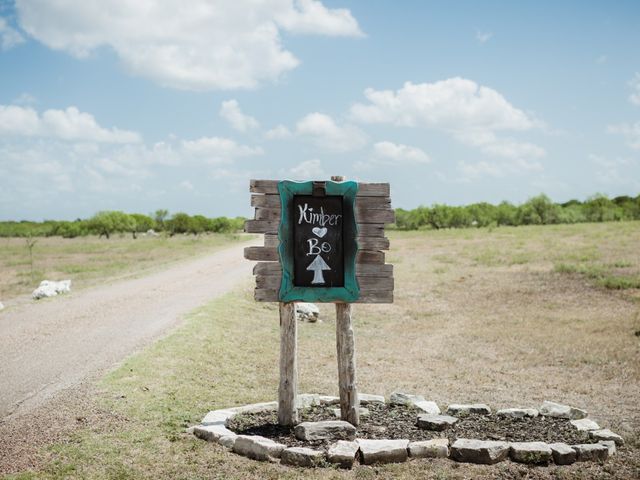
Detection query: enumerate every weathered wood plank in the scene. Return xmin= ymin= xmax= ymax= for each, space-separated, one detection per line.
xmin=336 ymin=302 xmax=359 ymax=426
xmin=357 ymin=250 xmax=385 ymax=264
xmin=252 ymin=194 xmax=391 ymax=210
xmin=254 ymin=288 xmax=393 ymax=303
xmin=248 ymin=247 xmax=384 ymax=264
xmin=357 ymin=236 xmax=390 ymax=250
xmin=358 ymin=224 xmax=385 ymax=237
xmin=253 ymin=262 xmax=393 ymax=277
xmin=244 ymin=246 xmax=279 ymax=261
xmin=250 ymin=179 xmax=389 ymax=197
xmin=264 ymin=233 xmax=279 ymax=248
xmin=256 ymin=274 xmax=393 ymax=291
xmin=356 ymin=208 xmax=395 ymax=224
xmin=244 ymin=219 xmax=278 ymax=233
xmin=255 ymin=207 xmax=280 ymax=221
xmin=278 ymin=302 xmax=298 ymax=426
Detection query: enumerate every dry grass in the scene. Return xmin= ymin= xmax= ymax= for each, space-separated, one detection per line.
xmin=0 ymin=233 xmax=246 ymax=300
xmin=3 ymin=222 xmax=640 ymax=479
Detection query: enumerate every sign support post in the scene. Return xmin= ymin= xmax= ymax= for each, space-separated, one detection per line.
xmin=330 ymin=175 xmax=360 ymax=426
xmin=278 ymin=302 xmax=298 ymax=426
xmin=245 ymin=177 xmax=394 ymax=428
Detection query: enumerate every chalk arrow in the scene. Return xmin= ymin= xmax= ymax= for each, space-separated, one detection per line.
xmin=307 ymin=254 xmax=331 ymax=285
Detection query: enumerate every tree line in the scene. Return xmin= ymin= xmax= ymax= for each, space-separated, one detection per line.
xmin=393 ymin=193 xmax=640 ymax=230
xmin=2 ymin=193 xmax=639 ymax=238
xmin=0 ymin=210 xmax=245 ymax=238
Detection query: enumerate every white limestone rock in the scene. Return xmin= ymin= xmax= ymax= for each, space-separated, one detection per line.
xmin=496 ymin=408 xmax=538 ymax=418
xmin=358 ymin=393 xmax=385 ymax=404
xmin=416 ymin=414 xmax=458 ymax=431
xmin=549 ymin=443 xmax=577 ymax=465
xmin=319 ymin=395 xmax=340 ymax=405
xmin=218 ymin=435 xmax=237 ymax=449
xmin=297 ymin=393 xmax=320 ymax=408
xmin=294 ymin=420 xmax=356 ymax=441
xmin=572 ymin=443 xmax=609 ymax=462
xmin=539 ymin=401 xmax=587 ymax=420
xmin=389 ymin=392 xmax=425 ymax=406
xmin=227 ymin=401 xmax=277 ymax=414
xmin=570 ymin=418 xmax=600 ymax=431
xmin=450 ymin=439 xmax=510 ymax=464
xmin=281 ymin=447 xmax=325 ymax=467
xmin=413 ymin=400 xmax=441 ymax=415
xmin=296 ymin=302 xmax=320 ymax=322
xmin=0 ymin=301 xmax=4 ymax=310
xmin=332 ymin=407 xmax=369 ymax=418
xmin=510 ymin=442 xmax=552 ymax=465
xmin=599 ymin=440 xmax=616 ymax=456
xmin=202 ymin=409 xmax=236 ymax=426
xmin=357 ymin=439 xmax=409 ymax=465
xmin=590 ymin=429 xmax=624 ymax=446
xmin=32 ymin=279 xmax=71 ymax=299
xmin=408 ymin=438 xmax=449 ymax=458
xmin=193 ymin=424 xmax=236 ymax=443
xmin=327 ymin=440 xmax=359 ymax=469
xmin=232 ymin=435 xmax=286 ymax=461
xmin=446 ymin=403 xmax=491 ymax=415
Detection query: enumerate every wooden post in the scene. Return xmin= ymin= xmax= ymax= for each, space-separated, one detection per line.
xmin=336 ymin=302 xmax=359 ymax=426
xmin=331 ymin=175 xmax=359 ymax=426
xmin=278 ymin=302 xmax=298 ymax=426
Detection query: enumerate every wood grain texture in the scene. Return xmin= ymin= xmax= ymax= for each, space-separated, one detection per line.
xmin=264 ymin=233 xmax=279 ymax=248
xmin=251 ymin=203 xmax=394 ymax=225
xmin=357 ymin=236 xmax=390 ymax=250
xmin=244 ymin=246 xmax=279 ymax=261
xmin=278 ymin=302 xmax=298 ymax=426
xmin=358 ymin=224 xmax=386 ymax=237
xmin=250 ymin=179 xmax=389 ymax=197
xmin=251 ymin=194 xmax=391 ymax=210
xmin=244 ymin=219 xmax=279 ymax=234
xmin=357 ymin=250 xmax=385 ymax=264
xmin=253 ymin=262 xmax=393 ymax=277
xmin=254 ymin=288 xmax=393 ymax=303
xmin=256 ymin=274 xmax=392 ymax=291
xmin=336 ymin=302 xmax=359 ymax=426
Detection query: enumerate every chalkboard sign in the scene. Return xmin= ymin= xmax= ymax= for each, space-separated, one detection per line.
xmin=293 ymin=195 xmax=344 ymax=287
xmin=277 ymin=180 xmax=360 ymax=303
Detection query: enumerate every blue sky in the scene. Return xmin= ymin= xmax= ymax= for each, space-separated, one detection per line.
xmin=1 ymin=0 xmax=639 ymax=220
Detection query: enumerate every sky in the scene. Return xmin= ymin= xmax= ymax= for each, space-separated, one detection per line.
xmin=0 ymin=0 xmax=639 ymax=221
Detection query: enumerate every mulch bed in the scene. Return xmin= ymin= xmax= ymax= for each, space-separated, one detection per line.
xmin=227 ymin=403 xmax=595 ymax=452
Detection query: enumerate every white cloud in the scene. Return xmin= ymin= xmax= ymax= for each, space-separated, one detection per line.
xmin=219 ymin=99 xmax=259 ymax=131
xmin=265 ymin=124 xmax=293 ymax=139
xmin=589 ymin=154 xmax=640 ymax=188
xmin=0 ymin=17 xmax=24 ymax=50
xmin=457 ymin=158 xmax=542 ymax=180
xmin=476 ymin=30 xmax=492 ymax=43
xmin=12 ymin=92 xmax=37 ymax=106
xmin=179 ymin=180 xmax=194 ymax=190
xmin=372 ymin=141 xmax=430 ymax=164
xmin=629 ymin=73 xmax=640 ymax=106
xmin=16 ymin=0 xmax=362 ymax=91
xmin=275 ymin=0 xmax=363 ymax=36
xmin=0 ymin=104 xmax=141 ymax=143
xmin=181 ymin=136 xmax=263 ymax=163
xmin=287 ymin=159 xmax=325 ymax=179
xmin=349 ymin=78 xmax=544 ymax=160
xmin=607 ymin=122 xmax=640 ymax=150
xmin=296 ymin=112 xmax=367 ymax=151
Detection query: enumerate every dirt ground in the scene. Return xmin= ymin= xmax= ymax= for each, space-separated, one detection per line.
xmin=1 ymin=222 xmax=639 ymax=479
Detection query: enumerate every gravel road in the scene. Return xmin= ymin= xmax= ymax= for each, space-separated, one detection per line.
xmin=0 ymin=239 xmax=257 ymax=421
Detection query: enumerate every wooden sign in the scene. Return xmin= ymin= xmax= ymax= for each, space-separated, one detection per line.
xmin=245 ymin=179 xmax=394 ymax=304
xmin=244 ymin=177 xmax=394 ymax=428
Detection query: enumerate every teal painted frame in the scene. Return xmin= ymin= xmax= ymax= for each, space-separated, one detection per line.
xmin=278 ymin=180 xmax=360 ymax=303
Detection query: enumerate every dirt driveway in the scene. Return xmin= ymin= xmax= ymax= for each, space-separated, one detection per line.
xmin=0 ymin=239 xmax=257 ymax=421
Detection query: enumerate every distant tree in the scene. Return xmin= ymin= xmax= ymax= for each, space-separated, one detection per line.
xmin=88 ymin=211 xmax=135 ymax=239
xmin=517 ymin=194 xmax=560 ymax=225
xmin=154 ymin=209 xmax=169 ymax=231
xmin=495 ymin=201 xmax=518 ymax=226
xmin=166 ymin=212 xmax=191 ymax=235
xmin=130 ymin=213 xmax=155 ymax=238
xmin=584 ymin=194 xmax=617 ymax=222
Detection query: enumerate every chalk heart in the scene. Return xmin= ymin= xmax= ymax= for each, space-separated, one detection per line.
xmin=312 ymin=227 xmax=328 ymax=238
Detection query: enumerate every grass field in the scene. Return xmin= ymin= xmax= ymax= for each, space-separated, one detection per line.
xmin=0 ymin=233 xmax=246 ymax=301
xmin=4 ymin=222 xmax=640 ymax=479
